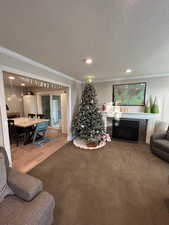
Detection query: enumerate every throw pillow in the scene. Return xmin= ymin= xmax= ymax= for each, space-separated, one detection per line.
xmin=154 ymin=121 xmax=168 ymax=134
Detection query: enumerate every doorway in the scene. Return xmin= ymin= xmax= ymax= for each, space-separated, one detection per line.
xmin=2 ymin=71 xmax=70 ymax=172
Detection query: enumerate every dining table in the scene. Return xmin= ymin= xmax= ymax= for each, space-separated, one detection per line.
xmin=9 ymin=117 xmax=49 ymax=145
xmin=11 ymin=117 xmax=49 ymax=128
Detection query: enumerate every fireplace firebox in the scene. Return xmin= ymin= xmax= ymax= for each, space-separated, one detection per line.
xmin=112 ymin=118 xmax=147 ymax=142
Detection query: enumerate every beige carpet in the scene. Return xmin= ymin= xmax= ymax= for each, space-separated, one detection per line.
xmin=30 ymin=141 xmax=169 ymax=225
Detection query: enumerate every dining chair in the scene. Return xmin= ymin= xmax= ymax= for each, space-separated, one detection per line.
xmin=8 ymin=120 xmax=26 ymax=146
xmin=32 ymin=121 xmax=49 ymax=146
xmin=27 ymin=114 xmax=36 ymax=135
xmin=37 ymin=114 xmax=45 ymax=119
xmin=28 ymin=113 xmax=36 ymax=118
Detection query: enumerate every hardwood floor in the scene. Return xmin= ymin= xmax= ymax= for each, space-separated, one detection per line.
xmin=11 ymin=128 xmax=68 ymax=173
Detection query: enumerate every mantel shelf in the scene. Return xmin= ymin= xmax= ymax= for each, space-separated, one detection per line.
xmin=101 ymin=112 xmax=159 ymax=120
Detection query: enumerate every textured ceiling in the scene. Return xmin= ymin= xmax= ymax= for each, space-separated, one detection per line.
xmin=0 ymin=0 xmax=169 ymax=81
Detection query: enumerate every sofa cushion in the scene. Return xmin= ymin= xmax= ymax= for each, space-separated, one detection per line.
xmin=152 ymin=139 xmax=169 ymax=154
xmin=0 ymin=191 xmax=55 ymax=225
xmin=8 ymin=167 xmax=43 ymax=202
xmin=0 ymin=147 xmax=9 ymax=169
xmin=0 ymin=152 xmax=13 ymax=203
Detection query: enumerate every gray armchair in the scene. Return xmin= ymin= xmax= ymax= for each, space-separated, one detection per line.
xmin=0 ymin=147 xmax=55 ymax=225
xmin=150 ymin=132 xmax=169 ymax=162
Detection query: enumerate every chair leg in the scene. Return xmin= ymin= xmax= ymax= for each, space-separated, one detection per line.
xmin=16 ymin=137 xmax=19 ymax=147
xmin=32 ymin=130 xmax=38 ymax=144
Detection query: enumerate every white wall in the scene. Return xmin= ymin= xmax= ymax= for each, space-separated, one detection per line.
xmin=4 ymin=85 xmax=24 ymax=115
xmin=0 ymin=111 xmax=4 ymax=146
xmin=23 ymin=95 xmax=37 ymax=116
xmin=0 ymin=70 xmax=11 ymax=163
xmin=94 ymin=76 xmax=169 ymax=122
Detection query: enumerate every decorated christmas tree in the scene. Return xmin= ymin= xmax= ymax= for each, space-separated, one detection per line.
xmin=72 ymin=81 xmax=105 ymax=145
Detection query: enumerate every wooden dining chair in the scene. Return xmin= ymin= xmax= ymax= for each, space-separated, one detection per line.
xmin=32 ymin=121 xmax=49 ymax=146
xmin=28 ymin=113 xmax=36 ymax=118
xmin=8 ymin=120 xmax=26 ymax=146
xmin=37 ymin=114 xmax=45 ymax=119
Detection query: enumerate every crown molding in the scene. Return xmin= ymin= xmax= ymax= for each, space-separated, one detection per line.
xmin=0 ymin=46 xmax=81 ymax=84
xmin=93 ymin=73 xmax=169 ymax=83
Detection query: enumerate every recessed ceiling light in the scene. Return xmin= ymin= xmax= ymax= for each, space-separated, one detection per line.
xmin=126 ymin=69 xmax=132 ymax=73
xmin=21 ymin=83 xmax=25 ymax=86
xmin=8 ymin=76 xmax=15 ymax=80
xmin=84 ymin=58 xmax=93 ymax=65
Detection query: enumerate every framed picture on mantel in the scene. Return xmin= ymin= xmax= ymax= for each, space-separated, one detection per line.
xmin=112 ymin=82 xmax=147 ymax=106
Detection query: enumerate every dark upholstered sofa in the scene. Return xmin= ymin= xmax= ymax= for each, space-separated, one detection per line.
xmin=150 ymin=132 xmax=169 ymax=162
xmin=0 ymin=147 xmax=55 ymax=225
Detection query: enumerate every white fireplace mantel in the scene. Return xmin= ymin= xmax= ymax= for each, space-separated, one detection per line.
xmin=101 ymin=112 xmax=159 ymax=144
xmin=102 ymin=112 xmax=159 ymax=121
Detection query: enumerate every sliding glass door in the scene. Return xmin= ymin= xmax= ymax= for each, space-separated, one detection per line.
xmin=41 ymin=95 xmax=61 ymax=128
xmin=51 ymin=95 xmax=61 ymax=128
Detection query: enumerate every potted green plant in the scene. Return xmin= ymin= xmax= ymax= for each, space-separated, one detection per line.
xmin=151 ymin=97 xmax=159 ymax=113
xmin=144 ymin=100 xmax=151 ymax=113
